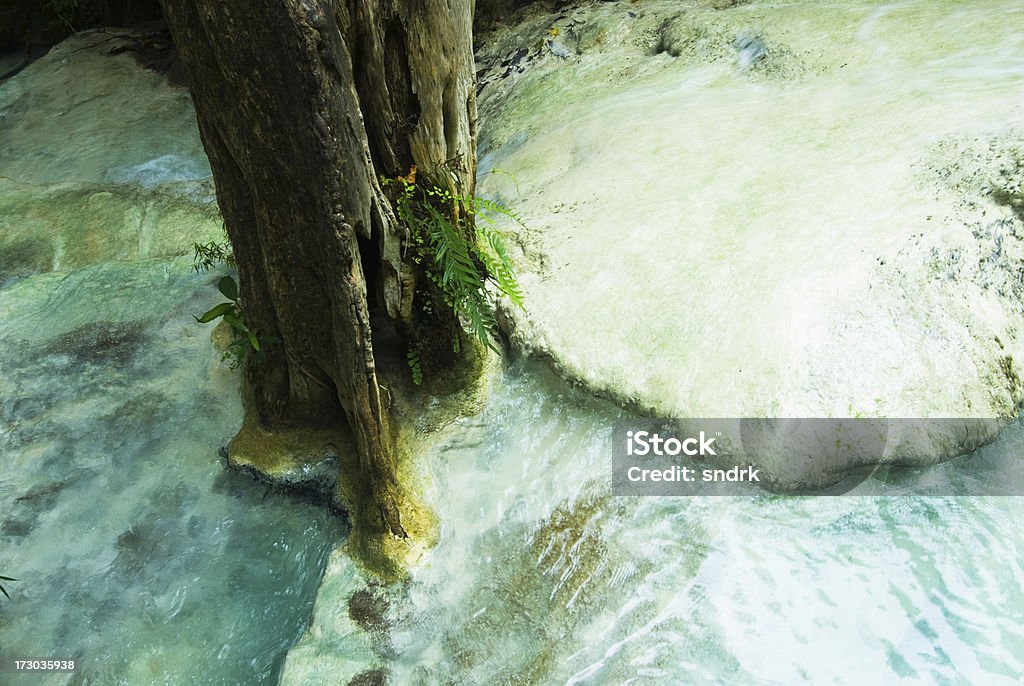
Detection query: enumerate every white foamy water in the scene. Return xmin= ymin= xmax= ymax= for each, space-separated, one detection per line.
xmin=312 ymin=1 xmax=1024 ymax=681
xmin=373 ymin=364 xmax=1024 ymax=685
xmin=477 ymin=0 xmax=1024 ymax=420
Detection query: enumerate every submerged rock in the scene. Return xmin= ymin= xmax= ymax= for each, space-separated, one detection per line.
xmin=0 ymin=32 xmax=222 ymax=286
xmin=476 ymin=0 xmax=1024 ymax=486
xmin=279 ymin=551 xmax=384 ymax=684
xmin=0 ymin=32 xmax=210 ymax=186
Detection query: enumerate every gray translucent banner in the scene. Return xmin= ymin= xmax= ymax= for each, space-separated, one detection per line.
xmin=611 ymin=418 xmax=1020 ymax=495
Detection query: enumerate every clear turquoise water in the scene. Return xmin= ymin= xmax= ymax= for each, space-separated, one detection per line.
xmin=378 ymin=364 xmax=1024 ymax=685
xmin=0 ymin=259 xmax=345 ymax=685
xmin=0 ymin=37 xmax=345 ymax=685
xmin=4 ymin=7 xmax=1024 ymax=684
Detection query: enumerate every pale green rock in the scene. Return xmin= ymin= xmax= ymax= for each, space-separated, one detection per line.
xmin=0 ymin=256 xmax=211 ymax=342
xmin=0 ymin=32 xmax=222 ymax=287
xmin=0 ymin=33 xmax=210 ymax=186
xmin=279 ymin=551 xmax=382 ymax=685
xmin=0 ymin=179 xmax=221 ymax=282
xmin=476 ymin=0 xmax=1024 ymax=480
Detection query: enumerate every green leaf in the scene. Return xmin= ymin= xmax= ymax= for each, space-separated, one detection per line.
xmin=194 ymin=302 xmax=235 ymax=323
xmin=247 ymin=332 xmax=261 ymax=351
xmin=406 ymin=347 xmax=423 ymax=385
xmin=217 ymin=276 xmax=239 ymax=302
xmin=222 ymin=314 xmax=250 ymax=333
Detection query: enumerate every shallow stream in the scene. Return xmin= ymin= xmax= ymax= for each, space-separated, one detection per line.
xmin=378 ymin=364 xmax=1024 ymax=684
xmin=2 ymin=2 xmax=1024 ymax=684
xmin=0 ymin=259 xmax=344 ymax=685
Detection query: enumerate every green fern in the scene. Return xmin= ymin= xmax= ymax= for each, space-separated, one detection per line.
xmin=476 ymin=225 xmax=524 ymax=309
xmin=384 ymin=175 xmax=526 ymax=362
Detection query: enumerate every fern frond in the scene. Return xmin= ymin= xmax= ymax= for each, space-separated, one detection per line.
xmin=476 ymin=225 xmax=524 ymax=308
xmin=456 ymin=289 xmax=499 ymax=351
xmin=424 ymin=203 xmax=478 ymax=291
xmin=390 ymin=181 xmax=526 ymax=357
xmin=467 ymin=195 xmax=530 ymax=231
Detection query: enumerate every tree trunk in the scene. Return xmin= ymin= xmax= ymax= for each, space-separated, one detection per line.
xmin=160 ymin=0 xmax=477 ymax=574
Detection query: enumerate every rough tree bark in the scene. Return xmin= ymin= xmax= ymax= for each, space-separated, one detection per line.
xmin=160 ymin=0 xmax=478 ymax=575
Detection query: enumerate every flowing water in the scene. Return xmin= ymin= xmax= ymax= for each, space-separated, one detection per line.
xmin=376 ymin=364 xmax=1024 ymax=684
xmin=0 ymin=37 xmax=343 ymax=685
xmin=474 ymin=0 xmax=1024 ymax=421
xmin=3 ymin=2 xmax=1024 ymax=685
xmin=0 ymin=258 xmax=346 ymax=685
xmin=369 ymin=0 xmax=1024 ymax=682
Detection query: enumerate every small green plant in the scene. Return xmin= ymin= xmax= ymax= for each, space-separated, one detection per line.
xmin=191 ymin=234 xmax=236 ymax=273
xmin=406 ymin=347 xmax=424 ymax=386
xmin=195 ymin=275 xmax=271 ymax=368
xmin=0 ymin=574 xmax=16 ymax=600
xmin=191 ymin=236 xmax=267 ymax=367
xmin=384 ymin=171 xmax=525 ymax=385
